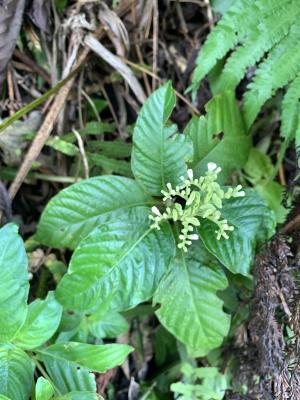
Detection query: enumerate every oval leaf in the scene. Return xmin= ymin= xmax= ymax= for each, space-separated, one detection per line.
xmin=131 ymin=82 xmax=193 ymax=195
xmin=0 ymin=223 xmax=29 ymax=341
xmin=198 ymin=190 xmax=276 ymax=275
xmin=56 ymin=207 xmax=175 ymax=312
xmin=0 ymin=344 xmax=34 ymax=400
xmin=36 ymin=342 xmax=133 ymax=373
xmin=36 ymin=176 xmax=152 ymax=249
xmin=13 ymin=291 xmax=63 ymax=350
xmin=154 ymin=252 xmax=230 ymax=357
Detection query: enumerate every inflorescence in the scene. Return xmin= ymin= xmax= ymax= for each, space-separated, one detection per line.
xmin=149 ymin=163 xmax=245 ymax=252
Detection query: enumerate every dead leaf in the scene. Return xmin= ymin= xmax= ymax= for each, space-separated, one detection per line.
xmin=0 ymin=111 xmax=42 ymax=165
xmin=98 ymin=2 xmax=129 ymax=57
xmin=26 ymin=0 xmax=52 ymax=33
xmin=0 ymin=0 xmax=26 ymax=87
xmin=85 ymin=34 xmax=146 ymax=104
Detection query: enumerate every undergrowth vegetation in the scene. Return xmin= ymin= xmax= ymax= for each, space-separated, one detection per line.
xmin=0 ymin=1 xmax=299 ymax=399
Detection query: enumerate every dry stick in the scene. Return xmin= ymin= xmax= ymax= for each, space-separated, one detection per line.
xmin=73 ymin=129 xmax=89 ymax=179
xmin=8 ymin=48 xmax=89 ymax=200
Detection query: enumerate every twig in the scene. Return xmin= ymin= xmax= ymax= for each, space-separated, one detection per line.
xmin=13 ymin=49 xmax=51 ymax=84
xmin=73 ymin=129 xmax=89 ymax=179
xmin=280 ymin=215 xmax=300 ymax=235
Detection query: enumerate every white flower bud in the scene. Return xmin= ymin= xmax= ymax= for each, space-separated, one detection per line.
xmin=187 ymin=169 xmax=194 ymax=180
xmin=151 ymin=206 xmax=161 ymax=216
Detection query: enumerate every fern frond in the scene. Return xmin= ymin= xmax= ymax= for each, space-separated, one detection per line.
xmin=190 ymin=0 xmax=294 ymax=96
xmin=281 ymin=74 xmax=300 ymax=140
xmin=214 ymin=2 xmax=299 ymax=93
xmin=190 ymin=0 xmax=261 ymax=94
xmin=243 ymin=23 xmax=300 ymax=128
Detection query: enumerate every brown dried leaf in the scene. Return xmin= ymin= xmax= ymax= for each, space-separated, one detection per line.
xmin=0 ymin=0 xmax=26 ymax=87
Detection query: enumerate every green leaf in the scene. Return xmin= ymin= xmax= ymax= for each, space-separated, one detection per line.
xmin=243 ymin=148 xmax=274 ymax=183
xmin=13 ymin=292 xmax=63 ymax=350
xmin=171 ymin=365 xmax=228 ymax=400
xmin=36 ymin=176 xmax=152 ymax=249
xmin=57 ymin=392 xmax=102 ymax=400
xmin=0 ymin=396 xmax=11 ymax=400
xmin=87 ymin=153 xmax=132 ymax=177
xmin=56 ymin=207 xmax=175 ymax=312
xmin=88 ymin=311 xmax=129 ymax=339
xmin=35 ymin=377 xmax=55 ymax=400
xmin=0 ymin=223 xmax=29 ymax=342
xmin=244 ymin=149 xmax=288 ymax=223
xmin=281 ymin=73 xmax=300 ymax=140
xmin=154 ymin=251 xmax=230 ymax=356
xmin=41 ymin=356 xmax=96 ymax=395
xmin=131 ymin=82 xmax=193 ymax=196
xmin=46 ymin=137 xmax=79 ymax=157
xmin=0 ymin=344 xmax=34 ymax=400
xmin=186 ymin=91 xmax=251 ymax=181
xmin=243 ymin=23 xmax=300 ymax=129
xmin=198 ymin=190 xmax=276 ymax=276
xmin=36 ymin=342 xmax=133 ymax=373
xmin=255 ymin=182 xmax=288 ymax=225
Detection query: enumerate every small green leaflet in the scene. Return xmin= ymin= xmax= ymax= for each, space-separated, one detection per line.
xmin=171 ymin=365 xmax=228 ymax=400
xmin=36 ymin=176 xmax=152 ymax=250
xmin=154 ymin=251 xmax=230 ymax=356
xmin=36 ymin=342 xmax=133 ymax=373
xmin=13 ymin=291 xmax=63 ymax=350
xmin=198 ymin=190 xmax=276 ymax=276
xmin=186 ymin=90 xmax=251 ymax=182
xmin=0 ymin=344 xmax=34 ymax=400
xmin=131 ymin=82 xmax=193 ymax=196
xmin=35 ymin=377 xmax=55 ymax=400
xmin=56 ymin=207 xmax=175 ymax=312
xmin=244 ymin=148 xmax=288 ymax=223
xmin=0 ymin=224 xmax=29 ymax=342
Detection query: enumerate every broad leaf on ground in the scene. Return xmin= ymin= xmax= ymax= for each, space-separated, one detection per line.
xmin=36 ymin=176 xmax=152 ymax=249
xmin=0 ymin=223 xmax=29 ymax=342
xmin=186 ymin=90 xmax=251 ymax=182
xmin=132 ymin=82 xmax=193 ymax=196
xmin=198 ymin=190 xmax=276 ymax=276
xmin=154 ymin=248 xmax=230 ymax=356
xmin=56 ymin=207 xmax=175 ymax=312
xmin=0 ymin=344 xmax=34 ymax=400
xmin=13 ymin=291 xmax=63 ymax=350
xmin=36 ymin=342 xmax=133 ymax=373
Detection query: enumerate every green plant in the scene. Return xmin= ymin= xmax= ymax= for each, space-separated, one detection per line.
xmin=0 ymin=223 xmax=132 ymax=400
xmin=36 ymin=83 xmax=275 ymax=364
xmin=171 ymin=363 xmax=228 ymax=400
xmin=190 ymin=0 xmax=300 ymax=150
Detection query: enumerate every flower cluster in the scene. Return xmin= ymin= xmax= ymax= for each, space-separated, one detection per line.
xmin=149 ymin=163 xmax=245 ymax=252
